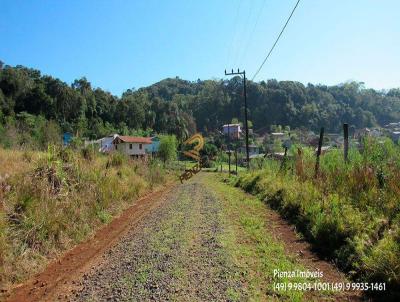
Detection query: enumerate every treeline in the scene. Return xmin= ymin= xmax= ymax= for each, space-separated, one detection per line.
xmin=1 ymin=61 xmax=400 ymax=149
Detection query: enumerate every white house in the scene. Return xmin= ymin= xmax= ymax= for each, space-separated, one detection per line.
xmin=113 ymin=136 xmax=152 ymax=157
xmin=98 ymin=134 xmax=119 ymax=152
xmin=222 ymin=124 xmax=242 ymax=139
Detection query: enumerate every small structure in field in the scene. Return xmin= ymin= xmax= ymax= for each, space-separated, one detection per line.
xmin=63 ymin=132 xmax=73 ymax=146
xmin=98 ymin=134 xmax=119 ymax=152
xmin=113 ymin=136 xmax=152 ymax=158
xmin=145 ymin=136 xmax=160 ymax=155
xmin=222 ymin=124 xmax=242 ymax=139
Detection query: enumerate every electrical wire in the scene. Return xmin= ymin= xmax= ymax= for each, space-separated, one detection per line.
xmin=251 ymin=0 xmax=301 ymax=81
xmin=232 ymin=1 xmax=254 ymax=67
xmin=225 ymin=0 xmax=243 ymax=69
xmin=238 ymin=0 xmax=267 ymax=66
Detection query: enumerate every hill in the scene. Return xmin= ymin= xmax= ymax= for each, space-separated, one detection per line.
xmin=1 ymin=61 xmax=400 ymax=148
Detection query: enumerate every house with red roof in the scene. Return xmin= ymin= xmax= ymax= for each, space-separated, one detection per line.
xmin=112 ymin=136 xmax=152 ymax=157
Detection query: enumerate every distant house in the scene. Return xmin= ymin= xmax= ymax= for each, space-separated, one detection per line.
xmin=354 ymin=128 xmax=371 ymax=139
xmin=98 ymin=134 xmax=119 ymax=152
xmin=370 ymin=128 xmax=382 ymax=138
xmin=390 ymin=131 xmax=400 ymax=142
xmin=113 ymin=136 xmax=152 ymax=157
xmin=222 ymin=124 xmax=242 ymax=139
xmin=385 ymin=122 xmax=400 ymax=130
xmin=145 ymin=136 xmax=160 ymax=154
xmin=271 ymin=132 xmax=286 ymax=139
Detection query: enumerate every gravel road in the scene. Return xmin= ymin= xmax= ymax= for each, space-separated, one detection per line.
xmin=73 ymin=177 xmax=244 ymax=302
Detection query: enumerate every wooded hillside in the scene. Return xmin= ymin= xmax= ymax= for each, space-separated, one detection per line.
xmin=1 ymin=61 xmax=400 ymax=147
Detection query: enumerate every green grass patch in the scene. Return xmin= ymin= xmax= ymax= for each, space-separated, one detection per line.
xmin=204 ymin=174 xmax=331 ymax=301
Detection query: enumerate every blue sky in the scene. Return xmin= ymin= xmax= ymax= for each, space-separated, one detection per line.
xmin=1 ymin=0 xmax=399 ymax=96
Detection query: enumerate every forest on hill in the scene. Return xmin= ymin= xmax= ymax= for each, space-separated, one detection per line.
xmin=1 ymin=61 xmax=400 ymax=147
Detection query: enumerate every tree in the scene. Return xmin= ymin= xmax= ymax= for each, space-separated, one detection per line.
xmin=1 ymin=61 xmax=400 ymax=144
xmin=158 ymin=135 xmax=177 ymax=163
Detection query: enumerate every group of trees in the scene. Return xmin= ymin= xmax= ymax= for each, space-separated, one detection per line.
xmin=1 ymin=61 xmax=400 ymax=149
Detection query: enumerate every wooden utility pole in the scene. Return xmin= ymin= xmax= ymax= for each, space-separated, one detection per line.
xmin=225 ymin=69 xmax=250 ymax=169
xmin=228 ymin=124 xmax=231 ymax=176
xmin=343 ymin=123 xmax=349 ymax=163
xmin=315 ymin=127 xmax=324 ymax=178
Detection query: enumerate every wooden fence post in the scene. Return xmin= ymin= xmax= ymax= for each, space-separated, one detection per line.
xmin=314 ymin=127 xmax=324 ymax=178
xmin=343 ymin=123 xmax=349 ymax=163
xmin=220 ymin=147 xmax=223 ymax=172
xmin=228 ymin=150 xmax=231 ymax=176
xmin=235 ymin=148 xmax=238 ymax=175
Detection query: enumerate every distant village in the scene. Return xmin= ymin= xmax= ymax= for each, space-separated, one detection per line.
xmin=221 ymin=121 xmax=400 ymax=161
xmin=61 ymin=121 xmax=400 ymax=163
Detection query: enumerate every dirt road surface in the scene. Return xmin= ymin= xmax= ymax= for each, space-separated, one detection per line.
xmin=7 ymin=173 xmax=367 ymax=302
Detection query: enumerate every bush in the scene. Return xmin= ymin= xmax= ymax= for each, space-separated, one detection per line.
xmin=158 ymin=135 xmax=177 ymax=163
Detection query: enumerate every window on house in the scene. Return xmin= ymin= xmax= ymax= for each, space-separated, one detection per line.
xmin=139 ymin=144 xmax=142 ymax=150
xmin=129 ymin=144 xmax=132 ymax=149
xmin=115 ymin=145 xmax=118 ymax=150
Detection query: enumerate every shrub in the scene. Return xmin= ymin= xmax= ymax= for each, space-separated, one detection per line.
xmin=158 ymin=135 xmax=177 ymax=163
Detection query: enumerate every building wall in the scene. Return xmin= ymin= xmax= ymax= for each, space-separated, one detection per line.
xmin=116 ymin=142 xmax=147 ymax=156
xmin=223 ymin=126 xmax=241 ymax=135
xmin=145 ymin=139 xmax=160 ymax=153
xmin=100 ymin=137 xmax=115 ymax=152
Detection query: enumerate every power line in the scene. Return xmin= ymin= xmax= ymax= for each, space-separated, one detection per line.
xmin=238 ymin=0 xmax=267 ymax=66
xmin=225 ymin=0 xmax=243 ymax=68
xmin=232 ymin=1 xmax=254 ymax=67
xmin=251 ymin=0 xmax=301 ymax=81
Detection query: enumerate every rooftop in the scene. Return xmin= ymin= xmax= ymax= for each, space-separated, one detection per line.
xmin=222 ymin=124 xmax=241 ymax=127
xmin=115 ymin=136 xmax=152 ymax=144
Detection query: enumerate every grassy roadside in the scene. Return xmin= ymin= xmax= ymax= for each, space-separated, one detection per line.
xmin=233 ymin=159 xmax=400 ymax=298
xmin=203 ymin=174 xmax=333 ymax=302
xmin=0 ymin=146 xmax=169 ymax=291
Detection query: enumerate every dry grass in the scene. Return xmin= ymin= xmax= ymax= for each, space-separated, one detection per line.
xmin=0 ymin=146 xmax=168 ymax=290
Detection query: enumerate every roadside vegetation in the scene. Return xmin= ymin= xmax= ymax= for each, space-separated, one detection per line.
xmin=204 ymin=174 xmax=343 ymax=301
xmin=233 ymin=137 xmax=400 ymax=296
xmin=0 ymin=146 xmax=168 ymax=290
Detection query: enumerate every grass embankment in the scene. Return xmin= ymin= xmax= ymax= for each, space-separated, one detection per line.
xmin=234 ymin=138 xmax=400 ymax=297
xmin=0 ymin=146 xmax=168 ymax=290
xmin=204 ymin=174 xmax=331 ymax=301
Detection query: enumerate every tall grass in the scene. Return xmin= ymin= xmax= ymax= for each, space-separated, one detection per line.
xmin=234 ymin=137 xmax=400 ymax=294
xmin=0 ymin=147 xmax=168 ymax=288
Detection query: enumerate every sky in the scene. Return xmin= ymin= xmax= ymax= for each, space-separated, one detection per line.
xmin=1 ymin=0 xmax=399 ymax=96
